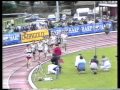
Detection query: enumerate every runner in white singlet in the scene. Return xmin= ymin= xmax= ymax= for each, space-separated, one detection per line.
xmin=61 ymin=31 xmax=68 ymax=52
xmin=31 ymin=41 xmax=37 ymax=61
xmin=37 ymin=40 xmax=44 ymax=60
xmin=24 ymin=44 xmax=33 ymax=71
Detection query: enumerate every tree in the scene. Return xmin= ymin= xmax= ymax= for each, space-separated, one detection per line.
xmin=44 ymin=1 xmax=57 ymax=6
xmin=43 ymin=1 xmax=77 ymax=15
xmin=62 ymin=1 xmax=78 ymax=16
xmin=15 ymin=1 xmax=20 ymax=6
xmin=2 ymin=2 xmax=17 ymax=13
xmin=29 ymin=1 xmax=35 ymax=13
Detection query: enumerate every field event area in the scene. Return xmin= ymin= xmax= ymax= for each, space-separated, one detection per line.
xmin=32 ymin=46 xmax=117 ymax=89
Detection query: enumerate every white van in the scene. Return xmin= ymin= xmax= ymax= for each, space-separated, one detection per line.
xmin=47 ymin=14 xmax=56 ymax=22
xmin=62 ymin=9 xmax=71 ymax=16
xmin=73 ymin=8 xmax=90 ymax=20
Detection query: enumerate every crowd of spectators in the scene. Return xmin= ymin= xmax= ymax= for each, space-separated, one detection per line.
xmin=3 ymin=15 xmax=117 ymax=34
xmin=4 ymin=21 xmax=48 ymax=33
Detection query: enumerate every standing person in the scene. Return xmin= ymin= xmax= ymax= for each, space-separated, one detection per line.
xmin=100 ymin=55 xmax=111 ymax=71
xmin=37 ymin=40 xmax=44 ymax=61
xmin=24 ymin=44 xmax=33 ymax=71
xmin=56 ymin=32 xmax=62 ymax=45
xmin=50 ymin=32 xmax=57 ymax=48
xmin=52 ymin=44 xmax=62 ymax=72
xmin=61 ymin=31 xmax=68 ymax=52
xmin=31 ymin=41 xmax=37 ymax=61
xmin=43 ymin=36 xmax=50 ymax=60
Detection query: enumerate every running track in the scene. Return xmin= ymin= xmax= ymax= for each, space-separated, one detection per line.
xmin=3 ymin=32 xmax=117 ymax=89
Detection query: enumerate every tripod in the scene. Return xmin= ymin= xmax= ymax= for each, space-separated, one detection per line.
xmin=34 ymin=62 xmax=53 ymax=81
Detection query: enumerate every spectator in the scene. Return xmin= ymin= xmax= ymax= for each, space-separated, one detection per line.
xmin=11 ymin=19 xmax=15 ymax=26
xmin=90 ymin=55 xmax=99 ymax=65
xmin=95 ymin=19 xmax=99 ymax=23
xmin=100 ymin=55 xmax=111 ymax=71
xmin=75 ymin=55 xmax=86 ymax=73
xmin=90 ymin=55 xmax=99 ymax=74
xmin=90 ymin=59 xmax=98 ymax=74
xmin=83 ymin=19 xmax=87 ymax=24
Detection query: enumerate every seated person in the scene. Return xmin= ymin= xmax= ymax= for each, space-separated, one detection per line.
xmin=47 ymin=64 xmax=60 ymax=75
xmin=75 ymin=55 xmax=86 ymax=72
xmin=90 ymin=56 xmax=99 ymax=74
xmin=100 ymin=55 xmax=111 ymax=71
xmin=91 ymin=55 xmax=99 ymax=65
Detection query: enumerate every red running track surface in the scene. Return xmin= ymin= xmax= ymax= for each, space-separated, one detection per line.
xmin=3 ymin=32 xmax=117 ymax=89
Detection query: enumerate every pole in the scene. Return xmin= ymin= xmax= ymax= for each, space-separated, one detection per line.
xmin=56 ymin=1 xmax=60 ymax=21
xmin=94 ymin=1 xmax=97 ymax=56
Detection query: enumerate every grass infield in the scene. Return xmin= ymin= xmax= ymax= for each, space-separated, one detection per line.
xmin=32 ymin=46 xmax=117 ymax=89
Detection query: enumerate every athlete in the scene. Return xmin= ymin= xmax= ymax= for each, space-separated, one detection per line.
xmin=43 ymin=36 xmax=50 ymax=60
xmin=61 ymin=31 xmax=68 ymax=52
xmin=31 ymin=41 xmax=37 ymax=61
xmin=50 ymin=32 xmax=57 ymax=48
xmin=37 ymin=40 xmax=44 ymax=61
xmin=24 ymin=44 xmax=33 ymax=71
xmin=56 ymin=32 xmax=62 ymax=45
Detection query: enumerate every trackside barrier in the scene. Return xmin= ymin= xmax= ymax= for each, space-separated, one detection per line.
xmin=3 ymin=32 xmax=21 ymax=46
xmin=21 ymin=29 xmax=49 ymax=43
xmin=3 ymin=21 xmax=113 ymax=46
xmin=51 ymin=21 xmax=113 ymax=36
xmin=3 ymin=29 xmax=49 ymax=46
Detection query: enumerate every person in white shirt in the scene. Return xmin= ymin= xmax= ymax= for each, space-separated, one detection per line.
xmin=43 ymin=37 xmax=50 ymax=60
xmin=37 ymin=40 xmax=44 ymax=60
xmin=61 ymin=31 xmax=68 ymax=52
xmin=100 ymin=55 xmax=111 ymax=71
xmin=50 ymin=33 xmax=57 ymax=47
xmin=31 ymin=41 xmax=37 ymax=61
xmin=47 ymin=64 xmax=59 ymax=74
xmin=24 ymin=44 xmax=33 ymax=71
xmin=75 ymin=54 xmax=86 ymax=72
xmin=11 ymin=19 xmax=14 ymax=25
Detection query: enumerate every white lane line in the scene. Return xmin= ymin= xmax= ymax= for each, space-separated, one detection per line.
xmin=28 ymin=60 xmax=50 ymax=89
xmin=6 ymin=64 xmax=26 ymax=89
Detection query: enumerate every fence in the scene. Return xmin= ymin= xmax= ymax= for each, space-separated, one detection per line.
xmin=3 ymin=29 xmax=49 ymax=46
xmin=51 ymin=21 xmax=113 ymax=36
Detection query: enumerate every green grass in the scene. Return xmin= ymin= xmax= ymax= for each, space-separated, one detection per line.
xmin=32 ymin=46 xmax=117 ymax=89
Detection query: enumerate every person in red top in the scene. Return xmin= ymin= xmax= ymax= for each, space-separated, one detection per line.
xmin=51 ymin=44 xmax=62 ymax=73
xmin=53 ymin=43 xmax=62 ymax=56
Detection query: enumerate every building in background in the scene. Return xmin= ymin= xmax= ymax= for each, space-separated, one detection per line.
xmin=99 ymin=1 xmax=117 ymax=19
